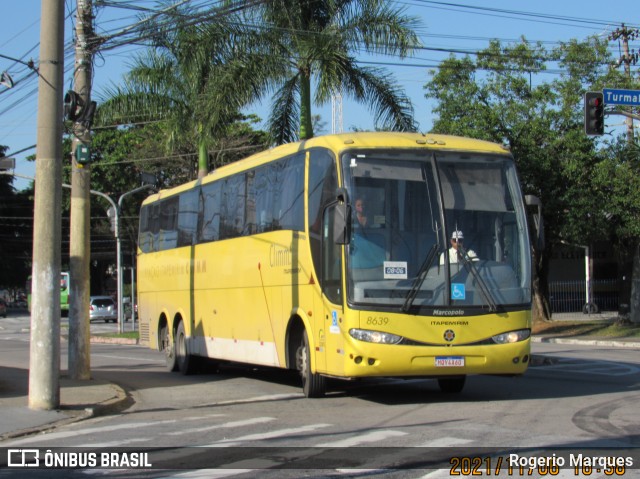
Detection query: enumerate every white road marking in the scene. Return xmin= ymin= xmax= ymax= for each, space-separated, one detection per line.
xmin=208 ymin=423 xmax=332 ymax=447
xmin=316 ymin=429 xmax=407 ymax=447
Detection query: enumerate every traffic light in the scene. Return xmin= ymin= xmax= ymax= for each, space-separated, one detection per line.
xmin=64 ymin=90 xmax=97 ymax=125
xmin=64 ymin=90 xmax=83 ymax=121
xmin=584 ymin=91 xmax=604 ymax=136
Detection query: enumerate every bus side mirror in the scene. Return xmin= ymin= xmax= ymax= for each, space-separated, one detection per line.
xmin=333 ymin=188 xmax=351 ymax=245
xmin=525 ymin=195 xmax=544 ymax=250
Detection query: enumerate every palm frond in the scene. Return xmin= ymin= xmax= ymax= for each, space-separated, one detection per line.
xmin=341 ymin=65 xmax=417 ymax=132
xmin=268 ymin=75 xmax=301 ymax=144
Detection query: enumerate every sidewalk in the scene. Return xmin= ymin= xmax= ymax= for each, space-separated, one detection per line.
xmin=1 ymin=335 xmax=639 ymax=442
xmin=0 ymin=336 xmax=133 ymax=441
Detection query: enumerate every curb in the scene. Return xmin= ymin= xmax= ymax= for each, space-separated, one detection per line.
xmin=90 ymin=336 xmax=139 ymax=345
xmin=86 ymin=381 xmax=135 ymax=418
xmin=532 ymin=336 xmax=640 ymax=348
xmin=61 ymin=335 xmax=139 ymax=345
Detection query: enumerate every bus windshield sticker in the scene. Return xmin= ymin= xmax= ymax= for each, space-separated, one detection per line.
xmin=451 ymin=283 xmax=466 ymax=300
xmin=384 ymin=261 xmax=408 ymax=280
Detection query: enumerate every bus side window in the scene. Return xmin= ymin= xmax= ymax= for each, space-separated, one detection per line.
xmin=177 ymin=189 xmax=199 ymax=247
xmin=276 ymin=154 xmax=305 ymax=232
xmin=138 ymin=205 xmax=151 ymax=253
xmin=200 ymin=182 xmax=221 ymax=243
xmin=149 ymin=203 xmax=160 ymax=252
xmin=159 ymin=197 xmax=178 ymax=250
xmin=308 ymin=148 xmax=341 ymax=304
xmin=220 ymin=174 xmax=246 ymax=240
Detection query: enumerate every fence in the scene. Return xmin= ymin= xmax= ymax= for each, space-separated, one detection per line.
xmin=548 ymin=279 xmax=619 ymax=316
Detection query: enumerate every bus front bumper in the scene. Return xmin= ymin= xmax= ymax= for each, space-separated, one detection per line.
xmin=338 ymin=340 xmax=531 ymax=378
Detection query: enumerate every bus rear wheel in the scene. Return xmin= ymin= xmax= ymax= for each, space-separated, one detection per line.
xmin=161 ymin=325 xmax=178 ymax=372
xmin=296 ymin=331 xmax=326 ymax=398
xmin=176 ymin=321 xmax=198 ymax=375
xmin=438 ymin=376 xmax=466 ymax=393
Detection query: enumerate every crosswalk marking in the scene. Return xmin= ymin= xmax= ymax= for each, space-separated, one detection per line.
xmin=164 ymin=470 xmax=253 ymax=478
xmin=419 ymin=436 xmax=474 ymax=447
xmin=196 ymin=393 xmax=303 ymax=408
xmin=4 ymin=414 xmax=223 ymax=446
xmin=316 ymin=429 xmax=407 ymax=447
xmin=166 ymin=417 xmax=276 ymax=436
xmin=207 ymin=423 xmax=332 ymax=447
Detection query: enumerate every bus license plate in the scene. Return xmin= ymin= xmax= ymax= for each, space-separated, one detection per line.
xmin=435 ymin=356 xmax=465 ymax=367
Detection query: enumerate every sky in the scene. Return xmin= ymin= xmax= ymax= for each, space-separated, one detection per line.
xmin=1 ymin=0 xmax=639 ymax=192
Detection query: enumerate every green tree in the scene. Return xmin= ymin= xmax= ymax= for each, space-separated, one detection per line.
xmin=424 ymin=37 xmax=630 ymax=321
xmin=239 ymin=0 xmax=422 ymax=143
xmin=0 ymin=145 xmax=33 ymax=289
xmin=96 ymin=4 xmax=255 ymax=178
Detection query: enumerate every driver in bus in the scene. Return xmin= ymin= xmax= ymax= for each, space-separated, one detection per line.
xmin=440 ymin=230 xmax=478 ymax=264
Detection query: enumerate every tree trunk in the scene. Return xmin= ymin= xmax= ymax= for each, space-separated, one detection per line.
xmin=631 ymin=241 xmax=640 ymax=323
xmin=299 ymin=71 xmax=314 ymax=140
xmin=532 ymin=246 xmax=552 ymax=322
xmin=197 ymin=141 xmax=208 ymax=179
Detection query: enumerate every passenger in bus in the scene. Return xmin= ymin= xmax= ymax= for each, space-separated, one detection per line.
xmin=355 ymin=197 xmax=368 ymax=227
xmin=440 ymin=230 xmax=478 ymax=264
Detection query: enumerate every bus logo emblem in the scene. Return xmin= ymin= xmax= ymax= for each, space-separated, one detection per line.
xmin=443 ymin=329 xmax=455 ymax=342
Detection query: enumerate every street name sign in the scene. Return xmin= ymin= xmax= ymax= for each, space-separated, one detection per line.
xmin=603 ymin=88 xmax=640 ymax=106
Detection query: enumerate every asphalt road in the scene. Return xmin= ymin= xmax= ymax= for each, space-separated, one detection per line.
xmin=1 ymin=312 xmax=639 ymax=479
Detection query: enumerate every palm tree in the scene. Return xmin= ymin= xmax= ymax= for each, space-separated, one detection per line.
xmin=97 ymin=7 xmax=256 ymax=178
xmin=238 ymin=0 xmax=423 ymax=143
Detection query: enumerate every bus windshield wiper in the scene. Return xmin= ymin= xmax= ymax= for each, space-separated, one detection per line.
xmin=402 ymin=243 xmax=438 ymax=313
xmin=457 ymin=246 xmax=498 ymax=312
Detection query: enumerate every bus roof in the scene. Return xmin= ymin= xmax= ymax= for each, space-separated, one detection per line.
xmin=142 ymin=132 xmax=510 ymax=204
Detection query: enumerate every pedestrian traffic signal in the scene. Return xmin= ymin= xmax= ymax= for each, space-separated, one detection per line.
xmin=584 ymin=91 xmax=604 ymax=136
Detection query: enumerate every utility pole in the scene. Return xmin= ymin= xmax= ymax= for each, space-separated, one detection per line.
xmin=29 ymin=0 xmax=65 ymax=410
xmin=609 ymin=24 xmax=639 ymax=144
xmin=68 ymin=0 xmax=95 ymax=379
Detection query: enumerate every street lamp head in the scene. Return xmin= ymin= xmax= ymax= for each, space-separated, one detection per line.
xmin=140 ymin=172 xmax=157 ymax=187
xmin=1 ymin=71 xmax=13 ymax=89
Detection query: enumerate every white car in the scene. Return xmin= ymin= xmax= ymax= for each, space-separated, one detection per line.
xmin=89 ymin=296 xmax=117 ymax=323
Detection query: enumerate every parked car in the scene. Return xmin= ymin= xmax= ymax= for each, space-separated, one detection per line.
xmin=89 ymin=296 xmax=117 ymax=323
xmin=0 ymin=299 xmax=7 ymax=318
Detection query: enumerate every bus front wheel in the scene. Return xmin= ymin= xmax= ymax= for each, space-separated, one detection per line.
xmin=296 ymin=331 xmax=326 ymax=398
xmin=438 ymin=376 xmax=466 ymax=394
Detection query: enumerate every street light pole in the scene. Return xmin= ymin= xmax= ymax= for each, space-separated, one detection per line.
xmin=115 ymin=185 xmax=155 ymax=333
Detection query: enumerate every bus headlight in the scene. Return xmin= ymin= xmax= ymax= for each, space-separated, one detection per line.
xmin=350 ymin=328 xmax=403 ymax=344
xmin=491 ymin=329 xmax=530 ymax=344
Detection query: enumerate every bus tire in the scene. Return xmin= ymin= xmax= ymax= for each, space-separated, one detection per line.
xmin=438 ymin=376 xmax=466 ymax=394
xmin=296 ymin=331 xmax=326 ymax=398
xmin=162 ymin=325 xmax=178 ymax=372
xmin=175 ymin=321 xmax=197 ymax=375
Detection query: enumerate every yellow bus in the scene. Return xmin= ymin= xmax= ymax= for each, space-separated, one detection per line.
xmin=137 ymin=132 xmax=541 ymax=397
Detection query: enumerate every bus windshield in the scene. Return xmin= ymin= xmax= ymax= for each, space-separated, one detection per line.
xmin=342 ymin=149 xmax=531 ymax=312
